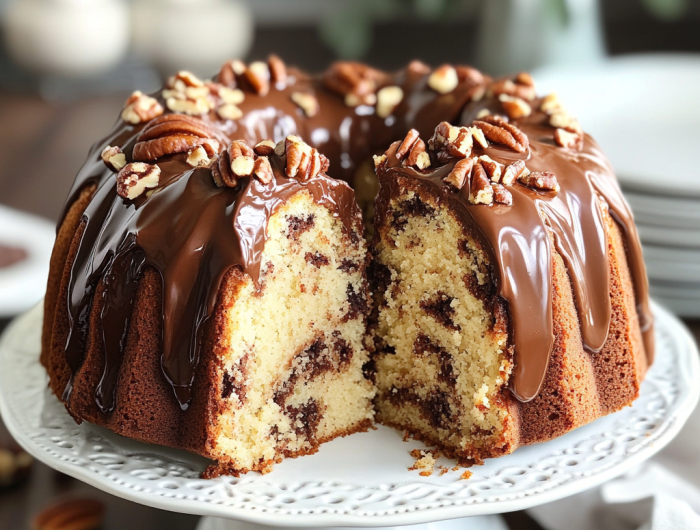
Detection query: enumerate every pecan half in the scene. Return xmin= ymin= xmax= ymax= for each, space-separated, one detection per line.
xmin=473 ymin=115 xmax=528 ymax=153
xmin=492 ymin=183 xmax=513 ymax=205
xmin=519 ymin=170 xmax=560 ymax=192
xmin=444 ymin=158 xmax=474 ymax=190
xmin=121 ymin=91 xmax=163 ymax=124
xmin=549 ymin=111 xmax=582 ymax=134
xmin=396 ymin=129 xmax=420 ymax=160
xmin=101 ymin=146 xmax=126 ymax=171
xmin=133 ymin=114 xmax=224 ymax=162
xmin=428 ymin=65 xmax=459 ymax=94
xmin=32 ymin=498 xmax=105 ymax=530
xmin=469 ymin=162 xmax=493 ymax=205
xmin=116 ymin=163 xmax=160 ymax=199
xmin=291 ymin=92 xmax=319 ymax=117
xmin=456 ymin=66 xmax=485 ymax=85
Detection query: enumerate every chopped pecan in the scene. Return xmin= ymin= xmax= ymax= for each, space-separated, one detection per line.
xmin=407 ymin=60 xmax=431 ymax=76
xmin=406 ymin=138 xmax=430 ymax=169
xmin=218 ymin=59 xmax=247 ymax=87
xmin=217 ymin=103 xmax=243 ymax=121
xmin=515 ymin=72 xmax=534 ymax=87
xmin=430 ymin=122 xmax=473 ymax=162
xmin=501 ymin=159 xmax=529 ymax=186
xmin=214 ymin=86 xmax=245 ymax=105
xmin=253 ymin=156 xmax=274 ymax=184
xmin=166 ymin=95 xmax=213 ymax=116
xmin=478 ymin=155 xmax=503 ymax=182
xmin=428 ymin=65 xmax=459 ymax=94
xmin=268 ymin=54 xmax=287 ymax=88
xmin=540 ymin=92 xmax=561 ymax=113
xmin=133 ymin=114 xmax=224 ymax=162
xmin=291 ymin=92 xmax=319 ymax=117
xmin=186 ymin=145 xmax=212 ymax=168
xmin=253 ymin=140 xmax=276 ymax=156
xmin=116 ymin=162 xmax=160 ymax=200
xmin=549 ymin=111 xmax=582 ymax=134
xmin=469 ymin=126 xmax=489 ymax=148
xmin=211 ymin=151 xmax=238 ymax=188
xmin=101 ymin=146 xmax=126 ymax=171
xmin=469 ymin=162 xmax=493 ymax=205
xmin=396 ymin=129 xmax=420 ymax=160
xmin=121 ymin=91 xmax=163 ymax=124
xmin=245 ymin=61 xmax=270 ymax=96
xmin=519 ymin=170 xmax=560 ymax=192
xmin=324 ymin=62 xmax=387 ymax=105
xmin=376 ymin=86 xmax=404 ymax=118
xmin=456 ymin=66 xmax=485 ymax=85
xmin=473 ymin=115 xmax=528 ymax=153
xmin=488 ymin=77 xmax=535 ymax=101
xmin=554 ymin=128 xmax=583 ymax=150
xmin=476 ymin=108 xmax=491 ymax=119
xmin=373 ymin=154 xmax=387 ymax=168
xmin=283 ymin=135 xmax=323 ymax=181
xmin=492 ymin=183 xmax=513 ymax=205
xmin=499 ymin=94 xmax=532 ymax=119
xmin=444 ymin=158 xmax=474 ymax=190
xmin=228 ymin=140 xmax=255 ymax=177
xmin=169 ymin=71 xmax=204 ymax=89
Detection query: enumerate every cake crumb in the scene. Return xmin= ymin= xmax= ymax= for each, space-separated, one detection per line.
xmin=403 ymin=431 xmax=411 ymax=442
xmin=460 ymin=470 xmax=473 ymax=480
xmin=452 ymin=466 xmax=459 ymax=472
xmin=438 ymin=466 xmax=449 ymax=476
xmin=409 ymin=449 xmax=440 ymax=476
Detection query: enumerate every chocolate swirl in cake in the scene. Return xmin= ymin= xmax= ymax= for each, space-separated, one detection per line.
xmin=59 ymin=60 xmax=652 ymax=410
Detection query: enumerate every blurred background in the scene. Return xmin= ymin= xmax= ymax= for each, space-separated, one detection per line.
xmin=0 ymin=1 xmax=699 ymax=529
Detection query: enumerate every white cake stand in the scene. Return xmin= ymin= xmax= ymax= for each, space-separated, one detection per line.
xmin=0 ymin=302 xmax=697 ymax=530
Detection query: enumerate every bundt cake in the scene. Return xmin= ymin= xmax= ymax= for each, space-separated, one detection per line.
xmin=40 ymin=55 xmax=653 ymax=476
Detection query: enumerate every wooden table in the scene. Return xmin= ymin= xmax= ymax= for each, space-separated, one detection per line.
xmin=0 ymin=89 xmax=697 ymax=530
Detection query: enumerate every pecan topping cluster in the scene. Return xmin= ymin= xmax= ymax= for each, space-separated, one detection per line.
xmin=323 ymin=61 xmax=389 ymax=107
xmin=539 ymin=92 xmax=584 ymax=150
xmin=211 ymin=135 xmax=328 ymax=189
xmin=218 ymin=54 xmax=288 ymax=95
xmin=116 ymin=162 xmax=161 ymax=200
xmin=132 ymin=114 xmax=225 ymax=163
xmin=376 ymin=119 xmax=561 ymax=207
xmin=378 ymin=128 xmax=430 ymax=171
xmin=121 ymin=91 xmax=163 ymax=124
xmin=427 ymin=64 xmax=486 ymax=95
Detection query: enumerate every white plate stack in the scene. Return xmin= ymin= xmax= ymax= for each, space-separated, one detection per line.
xmin=535 ymin=55 xmax=700 ymax=317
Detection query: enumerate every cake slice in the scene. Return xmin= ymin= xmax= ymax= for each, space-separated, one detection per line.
xmin=369 ymin=118 xmax=650 ymax=464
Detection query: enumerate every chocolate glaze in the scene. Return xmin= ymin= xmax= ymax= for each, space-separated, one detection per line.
xmin=59 ymin=61 xmax=653 ymax=411
xmin=375 ymin=105 xmax=653 ymax=401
